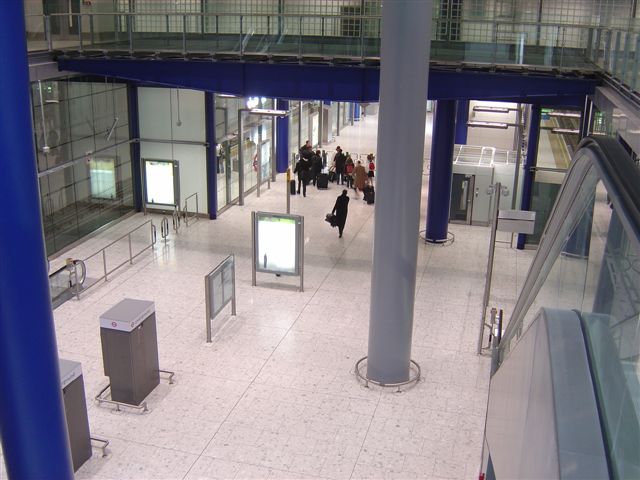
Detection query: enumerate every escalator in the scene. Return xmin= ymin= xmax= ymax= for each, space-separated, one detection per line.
xmin=482 ymin=136 xmax=640 ymax=479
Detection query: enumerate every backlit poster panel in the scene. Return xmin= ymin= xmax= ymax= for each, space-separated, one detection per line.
xmin=254 ymin=212 xmax=300 ymax=276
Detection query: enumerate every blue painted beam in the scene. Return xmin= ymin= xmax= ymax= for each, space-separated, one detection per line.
xmin=205 ymin=92 xmax=217 ymax=219
xmin=58 ymin=58 xmax=599 ymax=103
xmin=0 ymin=3 xmax=74 ymax=478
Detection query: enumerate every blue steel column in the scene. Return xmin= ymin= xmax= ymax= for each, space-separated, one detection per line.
xmin=354 ymin=103 xmax=361 ymax=121
xmin=517 ymin=104 xmax=542 ymax=249
xmin=276 ymin=99 xmax=289 ymax=173
xmin=0 ymin=3 xmax=74 ymax=479
xmin=455 ymin=99 xmax=469 ymax=145
xmin=128 ymin=84 xmax=143 ymax=211
xmin=205 ymin=92 xmax=218 ymax=219
xmin=425 ymin=100 xmax=457 ymax=242
xmin=367 ymin=0 xmax=432 ymax=384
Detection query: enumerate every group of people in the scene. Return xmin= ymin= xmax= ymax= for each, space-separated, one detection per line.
xmin=293 ymin=140 xmax=324 ymax=197
xmin=329 ymin=146 xmax=375 ymax=194
xmin=293 ymin=141 xmax=376 ymax=239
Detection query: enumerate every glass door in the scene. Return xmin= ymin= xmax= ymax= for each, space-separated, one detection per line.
xmin=449 ymin=173 xmax=475 ymax=224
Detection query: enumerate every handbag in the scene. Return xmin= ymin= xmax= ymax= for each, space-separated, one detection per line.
xmin=325 ymin=213 xmax=337 ymax=227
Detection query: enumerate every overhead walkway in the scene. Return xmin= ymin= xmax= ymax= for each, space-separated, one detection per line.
xmin=484 ymin=136 xmax=640 ymax=479
xmin=29 ymin=12 xmax=602 ymax=73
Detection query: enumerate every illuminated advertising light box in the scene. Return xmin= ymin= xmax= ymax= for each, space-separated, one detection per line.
xmin=254 ymin=212 xmax=301 ymax=276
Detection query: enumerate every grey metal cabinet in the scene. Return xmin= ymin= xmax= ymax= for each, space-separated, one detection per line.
xmin=59 ymin=359 xmax=92 ymax=472
xmin=99 ymin=299 xmax=160 ymax=406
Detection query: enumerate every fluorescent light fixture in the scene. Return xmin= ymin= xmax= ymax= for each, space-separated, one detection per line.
xmin=248 ymin=108 xmax=289 ymax=116
xmin=218 ymin=94 xmax=238 ymax=98
xmin=551 ymin=128 xmax=579 ymax=134
xmin=246 ymin=97 xmax=260 ymax=109
xmin=472 ymin=106 xmax=510 ymax=113
xmin=105 ymin=117 xmax=119 ymax=141
xmin=547 ymin=112 xmax=581 ymax=118
xmin=467 ymin=121 xmax=509 ymax=129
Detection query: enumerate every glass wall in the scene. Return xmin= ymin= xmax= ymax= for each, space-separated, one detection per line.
xmin=527 ymin=107 xmax=581 ymax=246
xmin=215 ymin=95 xmax=275 ymax=209
xmin=32 ymin=76 xmax=134 ymax=256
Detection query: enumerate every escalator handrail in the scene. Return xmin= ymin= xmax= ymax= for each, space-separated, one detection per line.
xmin=499 ymin=136 xmax=640 ymax=363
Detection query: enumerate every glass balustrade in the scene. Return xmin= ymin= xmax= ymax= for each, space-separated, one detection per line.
xmin=24 ymin=12 xmax=613 ymax=72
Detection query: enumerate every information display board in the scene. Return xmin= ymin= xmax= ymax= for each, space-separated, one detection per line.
xmin=205 ymin=255 xmax=236 ymax=342
xmin=252 ymin=211 xmax=304 ymax=291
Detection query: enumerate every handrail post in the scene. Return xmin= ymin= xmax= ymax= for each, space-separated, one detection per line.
xmin=128 ymin=233 xmax=133 ymax=265
xmin=182 ymin=14 xmax=187 ymax=56
xmin=477 ymin=182 xmax=502 ymax=354
xmin=45 ymin=15 xmax=53 ymax=51
xmin=90 ymin=14 xmax=95 ymax=46
xmin=127 ymin=15 xmax=133 ymax=56
xmin=298 ymin=16 xmax=302 ymax=59
xmin=240 ymin=15 xmax=244 ymax=54
xmin=74 ymin=262 xmax=81 ymax=300
xmin=196 ymin=193 xmax=199 ymax=216
xmin=360 ymin=14 xmax=365 ymax=62
xmin=102 ymin=249 xmax=108 ymax=281
xmin=78 ymin=14 xmax=84 ymax=54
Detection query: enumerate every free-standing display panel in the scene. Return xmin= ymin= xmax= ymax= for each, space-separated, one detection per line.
xmin=252 ymin=211 xmax=304 ymax=291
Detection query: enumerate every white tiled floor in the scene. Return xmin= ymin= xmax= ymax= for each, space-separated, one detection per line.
xmin=3 ymin=114 xmax=533 ymax=480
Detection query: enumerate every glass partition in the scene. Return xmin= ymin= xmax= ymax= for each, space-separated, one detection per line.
xmin=33 ymin=76 xmax=134 ymax=256
xmin=500 ymin=137 xmax=640 ymax=478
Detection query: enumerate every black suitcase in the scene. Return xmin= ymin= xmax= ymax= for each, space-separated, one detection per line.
xmin=363 ymin=186 xmax=375 ymax=204
xmin=316 ymin=173 xmax=329 ymax=189
xmin=290 ymin=179 xmax=296 ymax=195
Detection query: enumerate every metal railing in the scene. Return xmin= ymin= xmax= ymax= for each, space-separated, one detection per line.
xmin=77 ymin=219 xmax=156 ymax=297
xmin=183 ymin=192 xmax=199 ymax=227
xmin=25 ymin=12 xmax=608 ymax=72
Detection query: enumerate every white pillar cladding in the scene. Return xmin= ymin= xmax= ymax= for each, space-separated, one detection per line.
xmin=366 ymin=0 xmax=432 ymax=384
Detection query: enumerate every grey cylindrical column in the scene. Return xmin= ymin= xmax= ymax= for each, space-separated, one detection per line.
xmin=367 ymin=0 xmax=432 ymax=384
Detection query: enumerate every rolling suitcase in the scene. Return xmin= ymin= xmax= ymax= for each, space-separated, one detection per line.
xmin=316 ymin=173 xmax=329 ymax=189
xmin=290 ymin=179 xmax=296 ymax=195
xmin=363 ymin=186 xmax=375 ymax=204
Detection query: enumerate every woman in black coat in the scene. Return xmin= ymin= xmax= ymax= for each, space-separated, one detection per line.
xmin=332 ymin=190 xmax=350 ymax=238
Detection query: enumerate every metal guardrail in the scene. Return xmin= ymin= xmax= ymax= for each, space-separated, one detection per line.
xmin=77 ymin=220 xmax=156 ymax=298
xmin=183 ymin=192 xmax=199 ymax=227
xmin=25 ymin=12 xmax=608 ymax=72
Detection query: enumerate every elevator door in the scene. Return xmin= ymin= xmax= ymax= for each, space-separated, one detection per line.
xmin=450 ymin=173 xmax=475 ymax=224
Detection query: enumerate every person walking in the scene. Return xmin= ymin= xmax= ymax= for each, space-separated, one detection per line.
xmin=294 ymin=156 xmax=311 ymax=197
xmin=334 ymin=146 xmax=346 ymax=185
xmin=353 ymin=160 xmax=367 ymax=194
xmin=332 ymin=189 xmax=350 ymax=238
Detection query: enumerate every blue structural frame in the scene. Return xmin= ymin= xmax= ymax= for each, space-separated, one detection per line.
xmin=276 ymin=99 xmax=290 ymax=173
xmin=0 ymin=3 xmax=74 ymax=478
xmin=354 ymin=103 xmax=361 ymax=121
xmin=517 ymin=105 xmax=542 ymax=249
xmin=425 ymin=100 xmax=457 ymax=242
xmin=127 ymin=84 xmax=143 ymax=211
xmin=58 ymin=58 xmax=598 ymax=104
xmin=455 ymin=99 xmax=469 ymax=144
xmin=205 ymin=92 xmax=218 ymax=219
